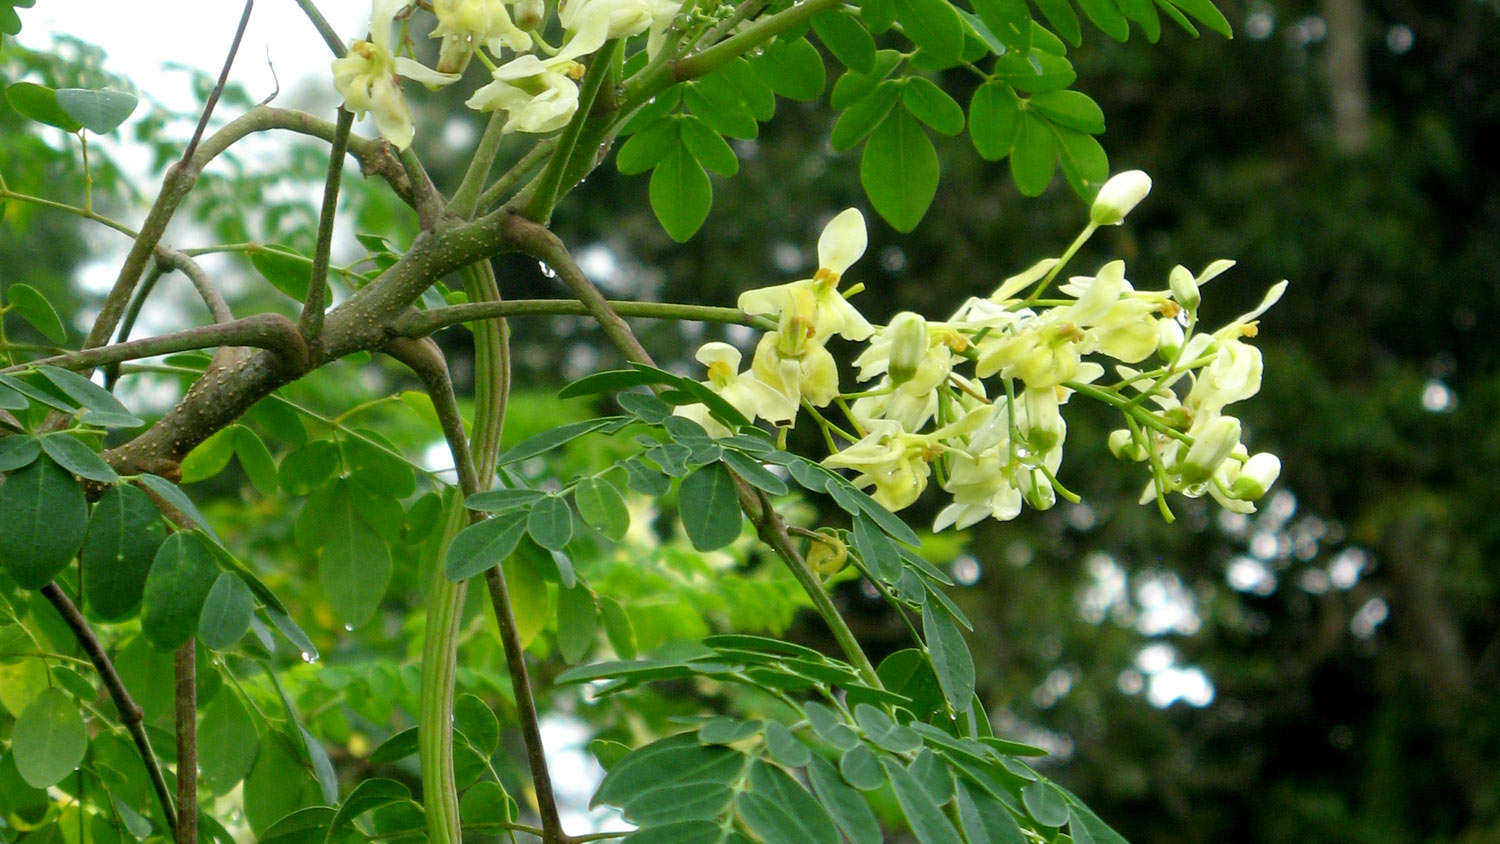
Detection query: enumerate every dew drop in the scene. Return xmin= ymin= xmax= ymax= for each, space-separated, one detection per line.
xmin=538 ymin=261 xmax=557 ymax=278
xmin=300 ymin=651 xmax=316 ymax=663
xmin=344 ymin=624 xmax=354 ymax=632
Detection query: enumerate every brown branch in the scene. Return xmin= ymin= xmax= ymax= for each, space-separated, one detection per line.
xmin=301 ymin=108 xmax=355 ymax=343
xmin=173 ymin=641 xmax=198 ymax=844
xmin=396 ymin=299 xmax=759 ymax=337
xmin=154 ymin=247 xmax=234 ymax=324
xmin=5 ymin=313 xmax=309 ymax=375
xmin=40 ymin=584 xmax=177 ymax=835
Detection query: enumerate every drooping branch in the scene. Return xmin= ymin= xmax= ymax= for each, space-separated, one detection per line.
xmin=503 ymin=219 xmax=884 ymax=687
xmin=40 ymin=584 xmax=178 ymax=835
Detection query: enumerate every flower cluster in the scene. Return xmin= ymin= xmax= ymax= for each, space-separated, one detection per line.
xmin=333 ymin=0 xmax=682 ymax=149
xmin=678 ymin=172 xmax=1286 ymax=530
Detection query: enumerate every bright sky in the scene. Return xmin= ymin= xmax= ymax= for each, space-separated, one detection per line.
xmin=20 ymin=1 xmax=365 ymax=114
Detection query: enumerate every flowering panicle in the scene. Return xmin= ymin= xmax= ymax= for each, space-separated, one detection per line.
xmin=335 ymin=0 xmax=681 ymax=147
xmin=674 ymin=171 xmax=1288 ymax=531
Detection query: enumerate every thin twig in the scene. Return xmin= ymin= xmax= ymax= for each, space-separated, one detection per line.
xmin=40 ymin=584 xmax=177 ymax=835
xmin=524 ymin=39 xmax=620 ymax=223
xmin=155 ymin=247 xmax=235 ymax=324
xmin=105 ymin=262 xmax=166 ymax=389
xmin=301 ymin=108 xmax=354 ymax=343
xmin=181 ymin=0 xmax=255 ymax=165
xmin=293 ymin=0 xmax=349 ymax=57
xmin=476 ymin=138 xmax=556 ymax=212
xmin=173 ymin=641 xmax=198 ymax=844
xmin=448 ymin=111 xmax=508 ymax=220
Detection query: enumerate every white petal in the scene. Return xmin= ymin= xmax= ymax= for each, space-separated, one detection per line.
xmin=816 ymin=208 xmax=867 ymax=275
xmin=393 ymin=57 xmax=462 ymax=89
xmin=694 ymin=341 xmax=742 ymax=370
xmin=369 ymin=0 xmax=411 ymax=49
xmin=990 ymin=258 xmax=1058 ymax=301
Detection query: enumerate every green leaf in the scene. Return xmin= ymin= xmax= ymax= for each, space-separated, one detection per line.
xmin=969 ymin=0 xmax=1032 ymax=52
xmin=328 ymin=778 xmax=411 ymax=840
xmin=13 ymin=687 xmax=88 ymax=788
xmin=805 ymin=756 xmax=881 ymax=844
xmin=955 ymin=780 xmax=1028 ymax=844
xmin=1022 ymin=781 xmax=1070 ymax=827
xmin=249 ymin=245 xmax=313 ymax=302
xmin=854 ymin=703 xmax=922 ymax=753
xmin=1161 ymin=0 xmax=1232 ymax=36
xmin=368 ymin=727 xmax=420 ymax=766
xmin=1063 ymin=794 xmax=1131 ymax=844
xmin=719 ymin=449 xmax=788 ymax=496
xmin=343 ymin=427 xmax=416 ymax=498
xmin=812 ymin=10 xmax=876 ymax=73
xmin=141 ymin=532 xmax=218 ymax=650
xmin=200 ymin=691 xmax=259 ymax=794
xmin=752 ymin=37 xmax=826 ymax=101
xmin=594 ymin=734 xmax=748 ymax=810
xmin=678 ymin=462 xmax=742 ymax=551
xmin=624 ymin=457 xmax=671 ymax=497
xmin=923 ymin=598 xmax=976 ymax=710
xmin=698 ymin=58 xmax=776 ymax=121
xmin=881 ymin=757 xmax=964 ymax=844
xmin=138 ymin=473 xmax=221 ymax=543
xmin=0 ymin=378 xmax=27 ymax=411
xmin=200 ymin=572 xmax=254 ymax=650
xmin=1077 ymin=0 xmax=1129 ymax=39
xmin=862 ymin=0 xmax=897 ymax=31
xmin=259 ymin=807 xmax=334 ymax=844
xmin=621 ymin=822 xmax=723 ymax=844
xmin=499 ymin=418 xmax=618 ymax=465
xmin=804 ymin=701 xmax=860 ymax=750
xmin=994 ymin=49 xmax=1077 ymax=92
xmin=0 ymin=433 xmax=41 ymax=470
xmin=832 ymin=79 xmax=902 ymax=151
xmin=761 ymin=721 xmax=811 ymax=767
xmin=600 ymin=595 xmax=637 ymax=658
xmin=445 ymin=510 xmax=528 ymax=581
xmin=683 ymin=85 xmax=759 ymax=139
xmin=1053 ymin=125 xmax=1109 ymax=199
xmin=680 ymin=116 xmax=739 ymax=177
xmin=5 ymin=282 xmax=68 ymax=342
xmin=55 ymin=88 xmax=138 ymax=134
xmin=0 ymin=457 xmax=88 ymax=589
xmin=466 ymin=487 xmax=545 ymax=512
xmin=1029 ymin=90 xmax=1106 ymax=134
xmin=557 ymin=585 xmax=599 ymax=663
xmin=39 ymin=433 xmax=117 ymax=482
xmin=453 ymin=693 xmax=500 ymax=755
xmin=625 ymin=782 xmax=734 ymax=826
xmin=621 ymin=87 xmax=681 ymax=134
xmin=893 ymin=0 xmax=964 ymax=62
xmin=460 ymin=779 xmax=514 ymax=827
xmin=4 ymin=82 xmax=83 ymax=132
xmin=1118 ymin=0 xmax=1160 ymax=38
xmin=831 ymin=50 xmax=904 ymax=109
xmin=560 ymin=369 xmax=672 ymax=398
xmin=319 ymin=498 xmax=392 ymax=628
xmin=839 ymin=744 xmax=884 ymax=790
xmin=0 ymin=372 xmax=72 ymax=412
xmin=851 ymin=514 xmax=901 ymax=581
xmin=233 ymin=426 xmax=280 ymax=497
xmin=37 ymin=365 xmax=130 ymax=417
xmin=1031 ymin=0 xmax=1081 ymax=44
xmin=618 ymin=117 xmax=680 ymax=175
xmin=739 ymin=761 xmax=840 ymax=844
xmin=244 ymin=733 xmax=312 ymax=835
xmin=910 ymin=749 xmax=955 ymax=803
xmin=575 ymin=477 xmax=629 ymax=541
xmin=861 ymin=107 xmax=939 ymax=232
xmin=1009 ymin=111 xmax=1056 ymax=196
xmin=178 ymin=426 xmax=236 ymax=483
xmin=527 ymin=494 xmax=575 ymax=550
xmin=264 ymin=606 xmax=318 ymax=661
xmin=651 ymin=143 xmax=713 ymax=243
xmin=902 ymin=78 xmax=965 ymax=136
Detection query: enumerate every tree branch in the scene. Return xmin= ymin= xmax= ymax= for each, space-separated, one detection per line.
xmin=300 ymin=108 xmax=355 ymax=343
xmin=5 ymin=313 xmax=309 ymax=375
xmin=173 ymin=641 xmax=198 ymax=844
xmin=154 ymin=247 xmax=235 ymax=324
xmin=524 ymin=39 xmax=621 ymax=223
xmin=40 ymin=584 xmax=177 ymax=835
xmin=477 ymin=137 xmax=556 ymax=213
xmin=448 ymin=111 xmax=508 ymax=220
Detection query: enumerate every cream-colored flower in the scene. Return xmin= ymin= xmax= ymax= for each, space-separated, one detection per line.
xmin=431 ymin=0 xmax=532 ymax=74
xmin=465 ymin=3 xmax=610 ymax=132
xmin=332 ymin=0 xmax=459 ymax=150
xmin=823 ymin=421 xmax=935 ymax=511
xmin=674 ymin=342 xmax=795 ymax=435
xmin=738 ymin=209 xmax=874 ymax=344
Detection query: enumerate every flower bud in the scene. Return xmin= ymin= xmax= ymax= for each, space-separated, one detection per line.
xmin=1181 ymin=416 xmax=1241 ymax=485
xmin=886 ymin=312 xmax=928 ymax=386
xmin=1157 ymin=318 xmax=1184 ymax=361
xmin=806 ymin=533 xmax=848 ymax=577
xmin=1169 ymin=264 xmax=1200 ymax=311
xmin=1090 ymin=170 xmax=1152 ymax=226
xmin=515 ymin=0 xmax=545 ymax=29
xmin=1229 ymin=452 xmax=1281 ymax=500
xmin=1108 ymin=429 xmax=1148 ymax=462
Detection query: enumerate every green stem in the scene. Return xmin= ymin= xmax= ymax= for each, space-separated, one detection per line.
xmin=525 ymin=39 xmax=622 ymax=223
xmin=398 ymin=298 xmax=765 ymax=336
xmin=477 ymin=137 xmax=556 ymax=212
xmin=300 ymin=107 xmax=354 ymax=343
xmin=449 ymin=111 xmax=509 ymax=219
xmin=1024 ymin=223 xmax=1098 ymax=304
xmin=0 ymin=188 xmax=138 ymax=237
